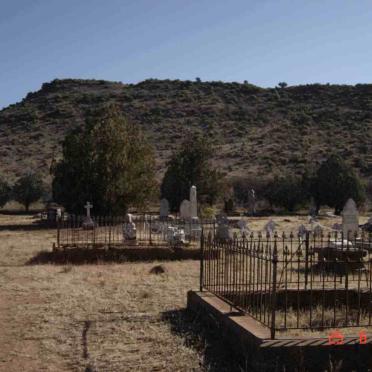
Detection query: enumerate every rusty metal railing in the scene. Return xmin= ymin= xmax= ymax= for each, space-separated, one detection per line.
xmin=57 ymin=214 xmax=216 ymax=249
xmin=200 ymin=231 xmax=372 ymax=339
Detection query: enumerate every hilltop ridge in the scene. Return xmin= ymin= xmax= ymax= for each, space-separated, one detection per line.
xmin=0 ymin=78 xmax=371 ymax=182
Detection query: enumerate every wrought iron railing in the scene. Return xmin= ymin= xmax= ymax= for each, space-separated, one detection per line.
xmin=200 ymin=231 xmax=372 ymax=339
xmin=57 ymin=214 xmax=216 ymax=249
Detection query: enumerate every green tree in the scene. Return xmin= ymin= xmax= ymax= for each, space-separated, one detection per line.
xmin=161 ymin=135 xmax=223 ymax=212
xmin=13 ymin=173 xmax=45 ymax=211
xmin=0 ymin=175 xmax=11 ymax=208
xmin=310 ymin=155 xmax=365 ymax=215
xmin=263 ymin=174 xmax=308 ymax=212
xmin=52 ymin=105 xmax=157 ymax=215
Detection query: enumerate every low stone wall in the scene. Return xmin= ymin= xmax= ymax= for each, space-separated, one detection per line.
xmin=187 ymin=290 xmax=372 ymax=371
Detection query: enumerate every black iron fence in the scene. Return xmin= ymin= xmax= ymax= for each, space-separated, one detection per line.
xmin=200 ymin=231 xmax=372 ymax=339
xmin=57 ymin=214 xmax=216 ymax=249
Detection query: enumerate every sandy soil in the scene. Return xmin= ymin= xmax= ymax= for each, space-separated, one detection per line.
xmin=1 ymin=213 xmax=371 ymax=371
xmin=0 ymin=215 xmax=239 ymax=371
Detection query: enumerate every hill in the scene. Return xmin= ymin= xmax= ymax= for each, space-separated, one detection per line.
xmin=0 ymin=78 xmax=371 ymax=184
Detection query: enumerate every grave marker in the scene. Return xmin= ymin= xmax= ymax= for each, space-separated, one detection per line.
xmin=342 ymin=198 xmax=359 ymax=237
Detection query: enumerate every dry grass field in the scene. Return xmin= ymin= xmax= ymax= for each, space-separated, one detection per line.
xmin=0 ymin=215 xmax=244 ymax=372
xmin=1 ymin=213 xmax=370 ymax=371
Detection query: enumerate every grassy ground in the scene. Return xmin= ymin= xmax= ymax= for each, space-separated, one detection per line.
xmin=0 ymin=215 xmax=245 ymax=372
xmin=1 ymin=214 xmax=371 ymax=371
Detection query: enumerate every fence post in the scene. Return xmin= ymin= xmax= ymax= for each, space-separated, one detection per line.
xmin=271 ymin=236 xmax=278 ymax=339
xmin=149 ymin=215 xmax=152 ymax=245
xmin=200 ymin=229 xmax=204 ymax=292
xmin=305 ymin=231 xmax=310 ymax=290
xmin=57 ymin=216 xmax=61 ymax=250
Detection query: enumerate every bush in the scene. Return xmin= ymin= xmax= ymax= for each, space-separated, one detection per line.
xmin=13 ymin=173 xmax=45 ymax=211
xmin=0 ymin=175 xmax=11 ymax=208
xmin=310 ymin=155 xmax=366 ymax=214
xmin=263 ymin=174 xmax=309 ymax=212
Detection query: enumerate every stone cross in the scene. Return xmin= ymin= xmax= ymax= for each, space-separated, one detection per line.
xmin=84 ymin=202 xmax=93 ymax=218
xmin=342 ymin=198 xmax=359 ymax=237
xmin=190 ymin=185 xmax=198 ymax=219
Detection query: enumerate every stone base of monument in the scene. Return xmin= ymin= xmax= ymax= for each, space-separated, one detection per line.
xmin=123 ymin=239 xmax=138 ymax=246
xmin=187 ymin=290 xmax=372 ymax=371
xmin=82 ymin=217 xmax=96 ymax=230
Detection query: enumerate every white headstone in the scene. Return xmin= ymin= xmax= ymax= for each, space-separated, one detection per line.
xmin=342 ymin=198 xmax=359 ymax=237
xmin=180 ymin=199 xmax=191 ymax=219
xmin=237 ymin=219 xmax=249 ymax=233
xmin=264 ymin=219 xmax=276 ymax=235
xmin=160 ymin=198 xmax=169 ymax=218
xmin=298 ymin=224 xmax=308 ymax=238
xmin=312 ymin=223 xmax=323 ymax=236
xmin=216 ymin=215 xmax=233 ymax=241
xmin=123 ymin=213 xmax=136 ymax=240
xmin=247 ymin=189 xmax=256 ymax=215
xmin=190 ymin=185 xmax=198 ymax=219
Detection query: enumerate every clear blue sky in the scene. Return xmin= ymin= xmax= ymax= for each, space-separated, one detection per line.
xmin=1 ymin=0 xmax=372 ymax=109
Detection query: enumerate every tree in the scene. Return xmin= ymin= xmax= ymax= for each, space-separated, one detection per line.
xmin=0 ymin=175 xmax=11 ymax=208
xmin=278 ymin=82 xmax=288 ymax=89
xmin=310 ymin=155 xmax=365 ymax=215
xmin=52 ymin=105 xmax=157 ymax=215
xmin=13 ymin=173 xmax=44 ymax=211
xmin=161 ymin=135 xmax=223 ymax=212
xmin=224 ymin=198 xmax=235 ymax=213
xmin=263 ymin=174 xmax=308 ymax=212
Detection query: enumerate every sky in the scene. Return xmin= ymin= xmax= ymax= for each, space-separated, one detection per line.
xmin=1 ymin=0 xmax=372 ymax=109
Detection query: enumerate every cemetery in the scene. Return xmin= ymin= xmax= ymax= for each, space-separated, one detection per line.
xmin=55 ymin=187 xmax=215 ymax=258
xmin=186 ymin=198 xmax=372 ymax=369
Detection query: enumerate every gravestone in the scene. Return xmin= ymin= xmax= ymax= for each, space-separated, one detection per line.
xmin=216 ymin=215 xmax=233 ymax=241
xmin=309 ymin=198 xmax=317 ymax=217
xmin=264 ymin=219 xmax=277 ymax=236
xmin=123 ymin=213 xmax=137 ymax=241
xmin=247 ymin=189 xmax=256 ymax=215
xmin=312 ymin=223 xmax=323 ymax=236
xmin=298 ymin=224 xmax=308 ymax=238
xmin=190 ymin=185 xmax=198 ymax=219
xmin=180 ymin=199 xmax=191 ymax=219
xmin=166 ymin=226 xmax=186 ymax=245
xmin=332 ymin=223 xmax=342 ymax=231
xmin=159 ymin=198 xmax=169 ymax=219
xmin=237 ymin=219 xmax=249 ymax=234
xmin=342 ymin=198 xmax=359 ymax=237
xmin=82 ymin=201 xmax=95 ymax=230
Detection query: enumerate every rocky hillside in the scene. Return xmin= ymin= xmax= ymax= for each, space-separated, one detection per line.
xmin=0 ymin=78 xmax=371 ymax=183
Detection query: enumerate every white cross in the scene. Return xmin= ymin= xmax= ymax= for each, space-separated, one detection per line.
xmin=84 ymin=202 xmax=93 ymax=218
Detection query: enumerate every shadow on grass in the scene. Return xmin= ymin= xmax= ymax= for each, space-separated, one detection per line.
xmin=162 ymin=309 xmax=372 ymax=372
xmin=26 ymin=247 xmax=200 ymax=265
xmin=0 ymin=223 xmax=55 ymax=231
xmin=161 ymin=309 xmax=248 ymax=372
